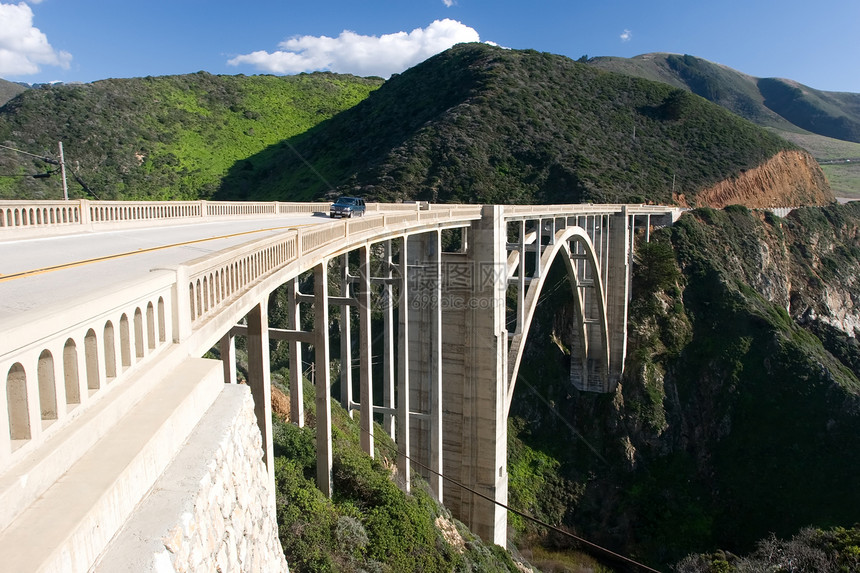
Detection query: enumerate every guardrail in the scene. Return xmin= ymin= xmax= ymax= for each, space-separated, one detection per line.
xmin=0 ymin=199 xmax=429 ymax=240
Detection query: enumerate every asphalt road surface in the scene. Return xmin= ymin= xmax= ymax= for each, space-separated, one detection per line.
xmin=0 ymin=213 xmax=327 ymax=324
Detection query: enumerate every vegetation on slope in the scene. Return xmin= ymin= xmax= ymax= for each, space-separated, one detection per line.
xmin=0 ymin=72 xmax=382 ymax=200
xmin=269 ymin=380 xmax=526 ymax=573
xmin=508 ymin=203 xmax=860 ymax=569
xmin=676 ymin=525 xmax=860 ymax=572
xmin=587 ymin=53 xmax=860 ymax=144
xmin=0 ymin=78 xmax=27 ymax=107
xmin=215 ymin=43 xmax=800 ymax=206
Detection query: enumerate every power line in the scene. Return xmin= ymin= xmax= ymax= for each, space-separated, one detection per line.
xmin=0 ymin=169 xmax=58 ymax=178
xmin=0 ymin=143 xmax=59 ymax=164
xmin=359 ymin=423 xmax=661 ymax=573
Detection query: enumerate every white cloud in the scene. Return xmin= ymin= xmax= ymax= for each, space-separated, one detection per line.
xmin=228 ymin=19 xmax=480 ymax=78
xmin=443 ymin=0 xmax=456 ymax=6
xmin=620 ymin=29 xmax=632 ymax=42
xmin=0 ymin=2 xmax=71 ymax=76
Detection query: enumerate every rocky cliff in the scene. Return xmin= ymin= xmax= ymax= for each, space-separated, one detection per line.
xmin=510 ymin=202 xmax=860 ymax=569
xmin=694 ymin=149 xmax=834 ymax=208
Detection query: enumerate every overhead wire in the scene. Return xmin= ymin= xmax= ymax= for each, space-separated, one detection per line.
xmin=345 ymin=413 xmax=661 ymax=573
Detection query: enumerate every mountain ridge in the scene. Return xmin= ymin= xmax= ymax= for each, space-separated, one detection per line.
xmin=216 ymin=43 xmax=832 ymax=208
xmin=586 ymin=52 xmax=860 ymax=142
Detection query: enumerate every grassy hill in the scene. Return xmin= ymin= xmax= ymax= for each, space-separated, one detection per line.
xmin=587 ymin=53 xmax=860 ymax=197
xmin=587 ymin=53 xmax=860 ymax=143
xmin=2 ymin=45 xmax=834 ymax=205
xmin=216 ymin=43 xmax=802 ymax=206
xmin=0 ymin=72 xmax=382 ymax=200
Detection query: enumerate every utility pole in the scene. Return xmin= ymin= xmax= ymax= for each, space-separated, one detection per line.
xmin=58 ymin=141 xmax=68 ymax=200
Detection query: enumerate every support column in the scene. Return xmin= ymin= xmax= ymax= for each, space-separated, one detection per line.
xmin=408 ymin=231 xmax=444 ymax=501
xmin=397 ymin=236 xmax=411 ymax=491
xmin=357 ymin=245 xmax=374 ymax=458
xmin=219 ymin=332 xmax=237 ymax=385
xmin=606 ymin=207 xmax=631 ymax=389
xmin=246 ymin=299 xmax=274 ymax=507
xmin=382 ymin=240 xmax=397 ymax=439
xmin=340 ymin=253 xmax=353 ymax=416
xmin=517 ymin=220 xmax=526 ymax=334
xmin=286 ymin=278 xmax=304 ymax=427
xmin=442 ymin=206 xmax=508 ymax=547
xmin=314 ymin=261 xmax=333 ymax=497
xmin=430 ymin=230 xmax=443 ymax=502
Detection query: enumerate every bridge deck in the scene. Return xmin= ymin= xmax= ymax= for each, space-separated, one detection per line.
xmin=0 ymin=214 xmax=324 ymax=324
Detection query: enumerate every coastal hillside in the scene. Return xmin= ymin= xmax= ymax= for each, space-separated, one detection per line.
xmin=586 ymin=53 xmax=860 ymax=143
xmin=511 ymin=202 xmax=860 ymax=569
xmin=0 ymin=72 xmax=382 ymax=200
xmin=1 ymin=45 xmax=837 ymax=207
xmin=586 ymin=53 xmax=860 ymax=197
xmin=215 ymin=43 xmax=832 ymax=207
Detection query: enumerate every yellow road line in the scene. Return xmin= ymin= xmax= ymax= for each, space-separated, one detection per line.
xmin=0 ymin=224 xmax=308 ymax=283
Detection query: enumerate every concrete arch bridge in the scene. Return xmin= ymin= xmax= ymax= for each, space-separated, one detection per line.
xmin=0 ymin=199 xmax=681 ymax=571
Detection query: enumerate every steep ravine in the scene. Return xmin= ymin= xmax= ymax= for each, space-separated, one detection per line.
xmin=510 ymin=202 xmax=860 ymax=570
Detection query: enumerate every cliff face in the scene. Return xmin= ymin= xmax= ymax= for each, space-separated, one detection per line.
xmin=695 ymin=150 xmax=834 ymax=208
xmin=511 ymin=202 xmax=860 ymax=569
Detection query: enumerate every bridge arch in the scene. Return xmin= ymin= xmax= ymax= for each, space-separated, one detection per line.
xmin=506 ymin=226 xmax=609 ymax=414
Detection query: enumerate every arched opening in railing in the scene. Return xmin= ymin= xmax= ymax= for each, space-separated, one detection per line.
xmin=119 ymin=314 xmax=132 ymax=369
xmin=208 ymin=273 xmax=215 ymax=309
xmin=157 ymin=297 xmax=166 ymax=342
xmin=133 ymin=308 xmax=145 ymax=359
xmin=189 ymin=283 xmax=197 ymax=320
xmin=196 ymin=279 xmax=203 ymax=317
xmin=37 ymin=350 xmax=58 ymax=422
xmin=63 ymin=339 xmax=81 ymax=405
xmin=146 ymin=302 xmax=156 ymax=350
xmin=6 ymin=363 xmax=30 ymax=442
xmin=85 ymin=329 xmax=100 ymax=391
xmin=104 ymin=321 xmax=117 ymax=380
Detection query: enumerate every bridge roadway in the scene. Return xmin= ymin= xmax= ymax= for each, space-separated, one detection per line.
xmin=0 ymin=199 xmax=682 ymax=572
xmin=0 ymin=213 xmax=324 ymax=321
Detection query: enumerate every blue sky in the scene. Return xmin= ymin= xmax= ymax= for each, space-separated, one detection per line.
xmin=1 ymin=0 xmax=859 ymax=93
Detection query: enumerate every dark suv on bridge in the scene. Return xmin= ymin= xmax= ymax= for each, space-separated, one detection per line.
xmin=329 ymin=196 xmax=366 ymax=218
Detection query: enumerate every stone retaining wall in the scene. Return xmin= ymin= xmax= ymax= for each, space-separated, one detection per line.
xmin=95 ymin=384 xmax=289 ymax=572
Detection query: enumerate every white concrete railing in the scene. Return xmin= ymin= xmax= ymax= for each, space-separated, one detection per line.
xmin=0 ymin=199 xmax=430 ymax=240
xmin=0 ymin=200 xmax=680 ymax=535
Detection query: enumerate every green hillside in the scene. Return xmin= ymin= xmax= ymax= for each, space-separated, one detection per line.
xmin=587 ymin=53 xmax=860 ymax=144
xmin=587 ymin=53 xmax=860 ymax=197
xmin=0 ymin=72 xmax=382 ymax=200
xmin=215 ymin=43 xmax=796 ymax=206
